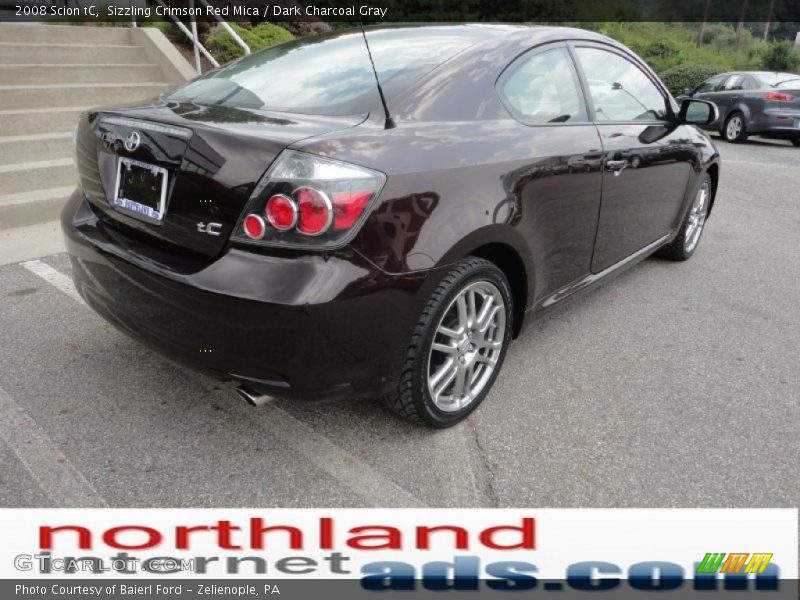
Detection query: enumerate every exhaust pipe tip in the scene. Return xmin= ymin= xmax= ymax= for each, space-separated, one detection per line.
xmin=236 ymin=386 xmax=274 ymax=408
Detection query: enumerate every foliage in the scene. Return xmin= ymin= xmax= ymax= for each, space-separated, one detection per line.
xmin=588 ymin=22 xmax=762 ymax=73
xmin=660 ymin=64 xmax=724 ymax=96
xmin=205 ymin=22 xmax=294 ymax=64
xmin=583 ymin=22 xmax=799 ymax=89
xmin=762 ymin=41 xmax=800 ymax=72
xmin=149 ymin=21 xmax=177 ymax=38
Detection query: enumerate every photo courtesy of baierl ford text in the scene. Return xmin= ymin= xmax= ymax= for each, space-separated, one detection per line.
xmin=0 ymin=0 xmax=797 ymax=598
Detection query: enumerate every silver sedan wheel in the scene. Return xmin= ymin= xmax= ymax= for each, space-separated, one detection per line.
xmin=685 ymin=181 xmax=710 ymax=253
xmin=726 ymin=115 xmax=743 ymax=140
xmin=427 ymin=281 xmax=506 ymax=412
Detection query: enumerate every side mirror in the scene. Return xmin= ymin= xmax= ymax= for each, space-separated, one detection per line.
xmin=679 ymin=99 xmax=718 ymax=125
xmin=683 ymin=87 xmax=693 ymax=96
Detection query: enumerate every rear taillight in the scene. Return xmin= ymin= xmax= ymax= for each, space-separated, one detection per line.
xmin=243 ymin=214 xmax=266 ymax=240
xmin=265 ymin=194 xmax=297 ymax=231
xmin=764 ymin=91 xmax=795 ymax=101
xmin=295 ymin=187 xmax=333 ymax=236
xmin=232 ymin=150 xmax=386 ymax=249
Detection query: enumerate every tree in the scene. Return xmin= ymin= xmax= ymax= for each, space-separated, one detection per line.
xmin=735 ymin=0 xmax=750 ymax=51
xmin=696 ymin=0 xmax=712 ymax=48
xmin=763 ymin=0 xmax=777 ymax=41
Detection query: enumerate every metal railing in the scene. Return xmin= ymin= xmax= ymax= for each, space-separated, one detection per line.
xmin=134 ymin=0 xmax=250 ymax=74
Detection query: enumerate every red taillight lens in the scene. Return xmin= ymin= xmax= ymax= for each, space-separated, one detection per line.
xmin=265 ymin=194 xmax=297 ymax=231
xmin=332 ymin=189 xmax=374 ymax=230
xmin=294 ymin=187 xmax=333 ymax=236
xmin=764 ymin=91 xmax=794 ymax=101
xmin=233 ymin=150 xmax=386 ymax=249
xmin=243 ymin=214 xmax=266 ymax=240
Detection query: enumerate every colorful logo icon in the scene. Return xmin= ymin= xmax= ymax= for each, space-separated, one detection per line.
xmin=696 ymin=553 xmax=773 ymax=575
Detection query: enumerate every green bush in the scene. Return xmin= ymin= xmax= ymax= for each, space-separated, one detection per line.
xmin=762 ymin=41 xmax=800 ymax=72
xmin=588 ymin=22 xmax=770 ymax=73
xmin=205 ymin=22 xmax=294 ymax=65
xmin=701 ymin=23 xmax=732 ymax=46
xmin=646 ymin=39 xmax=681 ymax=62
xmin=148 ymin=21 xmax=177 ymax=38
xmin=660 ymin=64 xmax=724 ymax=96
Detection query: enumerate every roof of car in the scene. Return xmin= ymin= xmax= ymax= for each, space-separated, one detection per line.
xmin=719 ymin=71 xmax=797 ymax=77
xmin=365 ymin=23 xmax=617 ymax=44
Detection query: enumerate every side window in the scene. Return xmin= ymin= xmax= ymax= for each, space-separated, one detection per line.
xmin=499 ymin=46 xmax=587 ymax=125
xmin=723 ymin=74 xmax=745 ymax=91
xmin=575 ymin=47 xmax=669 ymax=122
xmin=696 ymin=75 xmax=725 ymax=93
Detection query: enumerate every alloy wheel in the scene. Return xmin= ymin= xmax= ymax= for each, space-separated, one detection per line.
xmin=685 ymin=181 xmax=710 ymax=253
xmin=426 ymin=281 xmax=506 ymax=412
xmin=726 ymin=116 xmax=743 ymax=141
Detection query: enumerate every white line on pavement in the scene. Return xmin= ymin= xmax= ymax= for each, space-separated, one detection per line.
xmin=21 ymin=259 xmax=84 ymax=305
xmin=21 ymin=259 xmax=426 ymax=507
xmin=256 ymin=404 xmax=424 ymax=507
xmin=0 ymin=385 xmax=108 ymax=507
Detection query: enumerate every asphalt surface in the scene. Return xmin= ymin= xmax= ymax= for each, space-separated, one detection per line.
xmin=0 ymin=137 xmax=798 ymax=509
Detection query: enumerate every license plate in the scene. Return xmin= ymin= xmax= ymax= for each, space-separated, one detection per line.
xmin=113 ymin=157 xmax=168 ymax=222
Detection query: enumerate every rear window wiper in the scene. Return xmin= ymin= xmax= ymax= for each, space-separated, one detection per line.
xmin=773 ymin=77 xmax=800 ymax=86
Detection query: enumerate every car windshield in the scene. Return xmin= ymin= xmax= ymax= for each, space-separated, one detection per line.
xmin=166 ymin=26 xmax=489 ymax=116
xmin=775 ymin=77 xmax=800 ymax=88
xmin=754 ymin=72 xmax=799 ymax=87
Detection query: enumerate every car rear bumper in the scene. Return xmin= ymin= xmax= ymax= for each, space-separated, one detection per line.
xmin=749 ymin=109 xmax=800 ymax=137
xmin=61 ymin=190 xmax=437 ymax=400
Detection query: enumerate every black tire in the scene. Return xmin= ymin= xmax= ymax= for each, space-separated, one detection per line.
xmin=722 ymin=112 xmax=748 ymax=143
xmin=657 ymin=173 xmax=712 ymax=261
xmin=791 ymin=139 xmax=800 ymax=147
xmin=382 ymin=257 xmax=513 ymax=428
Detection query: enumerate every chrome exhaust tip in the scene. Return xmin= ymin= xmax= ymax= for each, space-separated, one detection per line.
xmin=236 ymin=386 xmax=274 ymax=407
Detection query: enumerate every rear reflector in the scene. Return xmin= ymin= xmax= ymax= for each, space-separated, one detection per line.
xmin=243 ymin=214 xmax=266 ymax=240
xmin=764 ymin=91 xmax=795 ymax=101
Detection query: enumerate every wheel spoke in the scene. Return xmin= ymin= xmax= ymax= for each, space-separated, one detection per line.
xmin=431 ymin=341 xmax=457 ymax=355
xmin=475 ymin=295 xmax=494 ymax=329
xmin=456 ymin=295 xmax=469 ymax=330
xmin=466 ymin=289 xmax=477 ymax=328
xmin=465 ymin=363 xmax=476 ymax=388
xmin=476 ymin=339 xmax=502 ymax=351
xmin=475 ymin=353 xmax=498 ymax=367
xmin=430 ymin=359 xmax=458 ymax=399
xmin=478 ymin=305 xmax=501 ymax=334
xmin=452 ymin=366 xmax=467 ymax=401
xmin=437 ymin=324 xmax=462 ymax=340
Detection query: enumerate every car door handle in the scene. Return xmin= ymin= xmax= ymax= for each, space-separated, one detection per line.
xmin=605 ymin=159 xmax=628 ymax=174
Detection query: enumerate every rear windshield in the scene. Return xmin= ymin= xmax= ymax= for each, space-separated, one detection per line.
xmin=774 ymin=76 xmax=800 ymax=89
xmin=754 ymin=72 xmax=799 ymax=87
xmin=165 ymin=26 xmax=489 ymax=116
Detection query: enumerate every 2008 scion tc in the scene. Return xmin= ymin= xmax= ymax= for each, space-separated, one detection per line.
xmin=64 ymin=25 xmax=721 ymax=427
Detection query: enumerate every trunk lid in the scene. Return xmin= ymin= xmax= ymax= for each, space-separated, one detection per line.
xmin=75 ymin=102 xmax=365 ymax=257
xmin=779 ymin=88 xmax=800 ymax=110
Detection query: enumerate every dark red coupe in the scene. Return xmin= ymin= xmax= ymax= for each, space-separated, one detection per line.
xmin=64 ymin=25 xmax=720 ymax=427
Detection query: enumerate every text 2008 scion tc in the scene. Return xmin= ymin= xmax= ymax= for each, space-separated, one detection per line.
xmin=63 ymin=25 xmax=721 ymax=427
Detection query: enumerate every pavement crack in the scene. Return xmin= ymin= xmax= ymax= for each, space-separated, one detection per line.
xmin=466 ymin=418 xmax=500 ymax=507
